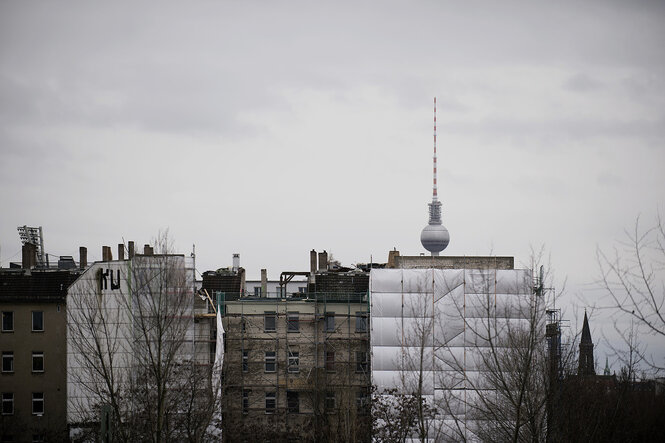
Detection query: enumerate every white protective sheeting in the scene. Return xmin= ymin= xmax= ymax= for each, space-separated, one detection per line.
xmin=370 ymin=267 xmax=532 ymax=441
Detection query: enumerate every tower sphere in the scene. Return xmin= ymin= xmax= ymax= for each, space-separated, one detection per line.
xmin=420 ymin=223 xmax=450 ymax=255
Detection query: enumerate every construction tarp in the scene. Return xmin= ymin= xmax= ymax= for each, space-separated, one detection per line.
xmin=370 ymin=267 xmax=533 ymax=441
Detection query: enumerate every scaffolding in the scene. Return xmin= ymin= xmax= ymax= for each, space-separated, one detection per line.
xmin=218 ymin=285 xmax=371 ymax=442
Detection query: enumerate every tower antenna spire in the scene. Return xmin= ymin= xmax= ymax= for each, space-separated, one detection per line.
xmin=433 ymin=96 xmax=438 ymax=202
xmin=420 ymin=97 xmax=450 ymax=256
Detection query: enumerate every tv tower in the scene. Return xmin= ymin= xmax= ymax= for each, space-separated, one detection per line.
xmin=420 ymin=97 xmax=450 ymax=256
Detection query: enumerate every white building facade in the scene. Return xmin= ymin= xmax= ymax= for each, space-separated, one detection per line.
xmin=66 ymin=254 xmax=198 ymax=433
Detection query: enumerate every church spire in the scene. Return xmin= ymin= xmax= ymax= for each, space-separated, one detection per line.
xmin=578 ymin=311 xmax=595 ymax=376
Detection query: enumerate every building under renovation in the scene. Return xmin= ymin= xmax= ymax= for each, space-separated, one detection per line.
xmin=214 ymin=251 xmax=371 ymax=442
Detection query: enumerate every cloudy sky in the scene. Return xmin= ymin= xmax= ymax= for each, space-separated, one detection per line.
xmin=2 ymin=1 xmax=664 ymax=364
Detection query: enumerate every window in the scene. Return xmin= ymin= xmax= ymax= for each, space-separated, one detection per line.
xmin=32 ymin=392 xmax=44 ymax=415
xmin=287 ymin=312 xmax=299 ymax=332
xmin=1 ymin=352 xmax=13 ymax=373
xmin=242 ymin=389 xmax=250 ymax=414
xmin=355 ymin=311 xmax=367 ymax=332
xmin=32 ymin=435 xmax=44 ymax=443
xmin=1 ymin=393 xmax=13 ymax=415
xmin=287 ymin=391 xmax=299 ymax=413
xmin=264 ymin=312 xmax=276 ymax=332
xmin=325 ymin=351 xmax=335 ymax=372
xmin=32 ymin=352 xmax=44 ymax=372
xmin=356 ymin=391 xmax=369 ymax=415
xmin=356 ymin=351 xmax=368 ymax=373
xmin=242 ymin=350 xmax=249 ymax=373
xmin=288 ymin=351 xmax=299 ymax=373
xmin=265 ymin=392 xmax=276 ymax=414
xmin=324 ymin=312 xmax=335 ymax=332
xmin=265 ymin=351 xmax=276 ymax=372
xmin=325 ymin=391 xmax=335 ymax=412
xmin=254 ymin=287 xmax=262 ymax=297
xmin=298 ymin=286 xmax=307 ymax=294
xmin=1 ymin=312 xmax=13 ymax=332
xmin=32 ymin=311 xmax=44 ymax=332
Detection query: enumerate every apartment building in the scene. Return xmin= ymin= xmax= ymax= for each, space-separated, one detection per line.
xmin=0 ymin=245 xmax=80 ymax=442
xmin=215 ymin=254 xmax=371 ymax=442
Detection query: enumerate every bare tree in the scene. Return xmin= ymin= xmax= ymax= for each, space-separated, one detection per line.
xmin=371 ymin=387 xmax=423 ymax=443
xmin=67 ymin=233 xmax=219 ymax=442
xmin=434 ymin=258 xmax=579 ymax=443
xmin=596 ymin=214 xmax=665 ymax=373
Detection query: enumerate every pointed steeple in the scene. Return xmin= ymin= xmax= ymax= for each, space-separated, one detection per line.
xmin=578 ymin=310 xmax=595 ymax=376
xmin=604 ymin=356 xmax=611 ymax=376
xmin=581 ymin=311 xmax=592 ymax=344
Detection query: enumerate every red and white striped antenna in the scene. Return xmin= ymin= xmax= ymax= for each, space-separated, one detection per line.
xmin=427 ymin=97 xmax=442 ymax=225
xmin=433 ymin=96 xmax=438 ymax=201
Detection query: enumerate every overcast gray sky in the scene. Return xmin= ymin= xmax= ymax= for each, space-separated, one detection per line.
xmin=2 ymin=1 xmax=664 ymax=366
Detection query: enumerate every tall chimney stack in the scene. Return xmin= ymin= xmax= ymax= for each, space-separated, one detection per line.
xmin=261 ymin=269 xmax=267 ymax=297
xmin=102 ymin=246 xmax=112 ymax=262
xmin=310 ymin=250 xmax=317 ymax=274
xmin=79 ymin=246 xmax=87 ymax=269
xmin=22 ymin=243 xmax=37 ymax=269
xmin=118 ymin=244 xmax=125 ymax=261
xmin=318 ymin=251 xmax=328 ymax=272
xmin=128 ymin=241 xmax=135 ymax=259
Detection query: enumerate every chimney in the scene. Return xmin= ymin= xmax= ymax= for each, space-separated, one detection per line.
xmin=261 ymin=269 xmax=267 ymax=298
xmin=143 ymin=244 xmax=154 ymax=256
xmin=232 ymin=253 xmax=240 ymax=273
xmin=310 ymin=249 xmax=317 ymax=274
xmin=79 ymin=246 xmax=87 ymax=269
xmin=318 ymin=251 xmax=328 ymax=271
xmin=388 ymin=249 xmax=400 ymax=268
xmin=128 ymin=241 xmax=135 ymax=259
xmin=102 ymin=246 xmax=113 ymax=262
xmin=22 ymin=243 xmax=37 ymax=269
xmin=118 ymin=244 xmax=125 ymax=261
